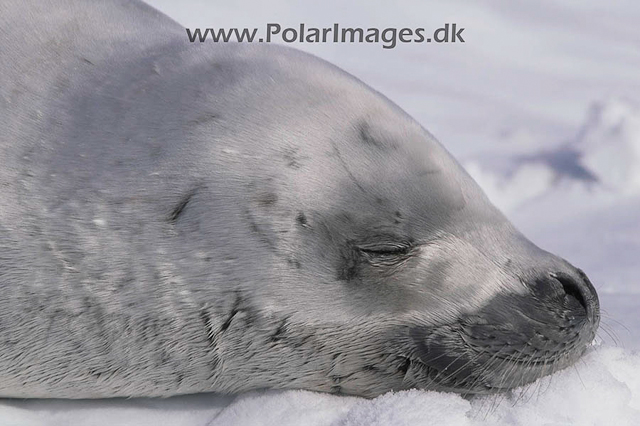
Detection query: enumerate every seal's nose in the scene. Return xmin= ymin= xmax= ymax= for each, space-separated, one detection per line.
xmin=573 ymin=268 xmax=600 ymax=325
xmin=553 ymin=272 xmax=588 ymax=311
xmin=529 ymin=269 xmax=600 ymax=326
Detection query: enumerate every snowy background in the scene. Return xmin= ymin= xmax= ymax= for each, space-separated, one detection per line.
xmin=2 ymin=0 xmax=639 ymax=424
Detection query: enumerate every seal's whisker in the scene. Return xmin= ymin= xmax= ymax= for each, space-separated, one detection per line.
xmin=421 ymin=351 xmax=472 ymax=390
xmin=597 ymin=323 xmax=621 ymax=347
xmin=572 ymin=363 xmax=586 ymax=390
xmin=602 ymin=317 xmax=629 ymax=332
xmin=482 ymin=351 xmax=519 ymax=415
xmin=600 ymin=319 xmax=624 ymax=343
xmin=511 ymin=351 xmax=537 ymax=406
xmin=436 ymin=350 xmax=486 ymax=389
xmin=463 ymin=345 xmax=509 ymax=396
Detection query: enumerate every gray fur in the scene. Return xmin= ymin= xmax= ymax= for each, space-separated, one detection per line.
xmin=0 ymin=0 xmax=599 ymax=398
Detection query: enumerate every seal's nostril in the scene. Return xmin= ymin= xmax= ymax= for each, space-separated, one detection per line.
xmin=552 ymin=273 xmax=587 ymax=312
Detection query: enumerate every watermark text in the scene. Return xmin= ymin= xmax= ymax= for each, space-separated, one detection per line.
xmin=186 ymin=23 xmax=465 ymax=49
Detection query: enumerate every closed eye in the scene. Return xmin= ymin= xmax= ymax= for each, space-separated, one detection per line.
xmin=357 ymin=241 xmax=415 ymax=266
xmin=358 ymin=242 xmax=412 ymax=255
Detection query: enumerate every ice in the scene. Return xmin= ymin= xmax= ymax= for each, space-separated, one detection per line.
xmin=578 ymin=99 xmax=640 ymax=195
xmin=0 ymin=347 xmax=638 ymax=425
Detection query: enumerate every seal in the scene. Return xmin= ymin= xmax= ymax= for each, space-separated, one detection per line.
xmin=0 ymin=0 xmax=599 ymax=398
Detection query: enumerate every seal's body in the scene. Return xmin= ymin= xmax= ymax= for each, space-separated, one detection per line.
xmin=0 ymin=0 xmax=599 ymax=398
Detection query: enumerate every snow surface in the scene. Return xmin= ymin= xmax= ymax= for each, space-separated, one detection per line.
xmin=2 ymin=0 xmax=639 ymax=425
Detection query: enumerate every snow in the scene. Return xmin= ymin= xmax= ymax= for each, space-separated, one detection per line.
xmin=2 ymin=347 xmax=639 ymax=425
xmin=579 ymin=100 xmax=640 ymax=194
xmin=2 ymin=0 xmax=639 ymax=425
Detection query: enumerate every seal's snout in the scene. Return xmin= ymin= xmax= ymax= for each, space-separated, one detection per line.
xmin=553 ymin=273 xmax=588 ymax=312
xmin=553 ymin=270 xmax=600 ymax=326
xmin=527 ymin=268 xmax=600 ymax=329
xmin=407 ymin=263 xmax=601 ymax=395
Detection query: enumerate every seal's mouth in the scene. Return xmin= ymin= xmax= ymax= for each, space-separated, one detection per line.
xmin=407 ymin=269 xmax=600 ymax=395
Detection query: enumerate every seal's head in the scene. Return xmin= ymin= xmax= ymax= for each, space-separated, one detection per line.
xmin=196 ymin=45 xmax=600 ymax=397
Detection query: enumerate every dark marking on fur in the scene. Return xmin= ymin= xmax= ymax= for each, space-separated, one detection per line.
xmin=296 ymin=212 xmax=308 ymax=227
xmin=244 ymin=208 xmax=278 ymax=250
xmin=88 ymin=369 xmax=105 ymax=380
xmin=188 ymin=112 xmax=218 ymax=126
xmin=270 ymin=318 xmax=289 ymax=343
xmin=256 ymin=191 xmax=278 ymax=206
xmin=168 ymin=189 xmax=196 ymax=223
xmin=418 ymin=168 xmax=441 ymax=176
xmin=220 ymin=310 xmax=237 ymax=332
xmin=283 ymin=147 xmax=305 ymax=169
xmin=287 ymin=257 xmax=302 ymax=269
xmin=398 ymin=357 xmax=411 ymax=375
xmin=275 ymin=329 xmax=316 ymax=348
xmin=331 ymin=142 xmax=368 ymax=195
xmin=220 ymin=293 xmax=243 ymax=332
xmin=358 ymin=122 xmax=383 ymax=148
xmin=337 ymin=241 xmax=361 ymax=282
xmin=394 ymin=211 xmax=403 ymax=224
xmin=199 ymin=308 xmax=217 ymax=347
